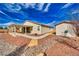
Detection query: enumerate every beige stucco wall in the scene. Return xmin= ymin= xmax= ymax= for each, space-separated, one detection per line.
xmin=23 ymin=21 xmax=53 ymax=35
xmin=19 ymin=27 xmax=23 ymax=32
xmin=23 ymin=21 xmax=42 ymax=34
xmin=41 ymin=26 xmax=53 ymax=34
xmin=8 ymin=26 xmax=23 ymax=33
xmin=8 ymin=26 xmax=16 ymax=32
xmin=56 ymin=23 xmax=77 ymax=37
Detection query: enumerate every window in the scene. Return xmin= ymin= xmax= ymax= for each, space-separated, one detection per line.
xmin=64 ymin=30 xmax=68 ymax=36
xmin=37 ymin=26 xmax=40 ymax=31
xmin=64 ymin=30 xmax=68 ymax=34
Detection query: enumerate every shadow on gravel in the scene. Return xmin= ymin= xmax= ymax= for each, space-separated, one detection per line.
xmin=6 ymin=43 xmax=28 ymax=56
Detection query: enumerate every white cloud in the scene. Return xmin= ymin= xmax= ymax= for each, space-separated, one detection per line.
xmin=43 ymin=3 xmax=51 ymax=12
xmin=0 ymin=22 xmax=15 ymax=26
xmin=20 ymin=4 xmax=29 ymax=8
xmin=5 ymin=3 xmax=46 ymax=12
xmin=46 ymin=21 xmax=56 ymax=26
xmin=61 ymin=3 xmax=73 ymax=9
xmin=20 ymin=3 xmax=36 ymax=9
xmin=30 ymin=3 xmax=36 ymax=8
xmin=15 ymin=19 xmax=20 ymax=21
xmin=5 ymin=4 xmax=21 ymax=12
xmin=21 ymin=3 xmax=44 ymax=10
xmin=0 ymin=10 xmax=6 ymax=15
xmin=37 ymin=3 xmax=44 ymax=10
xmin=14 ymin=19 xmax=23 ymax=22
xmin=72 ymin=10 xmax=79 ymax=14
xmin=21 ymin=3 xmax=45 ymax=11
xmin=0 ymin=10 xmax=13 ymax=19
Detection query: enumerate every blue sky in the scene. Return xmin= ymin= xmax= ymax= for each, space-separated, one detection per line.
xmin=0 ymin=3 xmax=79 ymax=26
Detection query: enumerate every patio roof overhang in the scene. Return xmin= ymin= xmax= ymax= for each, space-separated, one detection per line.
xmin=9 ymin=24 xmax=33 ymax=27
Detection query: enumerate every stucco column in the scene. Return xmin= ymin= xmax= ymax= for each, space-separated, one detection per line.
xmin=20 ymin=27 xmax=22 ymax=33
xmin=25 ymin=27 xmax=27 ymax=34
xmin=14 ymin=26 xmax=16 ymax=33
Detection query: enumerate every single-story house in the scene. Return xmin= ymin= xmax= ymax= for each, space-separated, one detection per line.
xmin=56 ymin=21 xmax=79 ymax=37
xmin=8 ymin=20 xmax=53 ymax=35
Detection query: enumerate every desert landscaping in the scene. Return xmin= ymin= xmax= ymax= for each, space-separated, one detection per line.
xmin=0 ymin=21 xmax=79 ymax=56
xmin=0 ymin=32 xmax=79 ymax=56
xmin=0 ymin=3 xmax=79 ymax=56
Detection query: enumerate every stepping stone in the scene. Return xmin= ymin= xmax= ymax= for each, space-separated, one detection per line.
xmin=28 ymin=39 xmax=38 ymax=47
xmin=37 ymin=52 xmax=44 ymax=56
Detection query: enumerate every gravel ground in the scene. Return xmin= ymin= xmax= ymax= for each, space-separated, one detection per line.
xmin=21 ymin=35 xmax=79 ymax=56
xmin=0 ymin=33 xmax=79 ymax=56
xmin=21 ymin=40 xmax=57 ymax=56
xmin=0 ymin=39 xmax=17 ymax=56
xmin=0 ymin=33 xmax=30 ymax=56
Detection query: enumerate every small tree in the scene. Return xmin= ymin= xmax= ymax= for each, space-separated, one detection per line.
xmin=0 ymin=26 xmax=3 ymax=29
xmin=3 ymin=27 xmax=8 ymax=29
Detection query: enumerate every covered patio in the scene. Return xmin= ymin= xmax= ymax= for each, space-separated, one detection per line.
xmin=8 ymin=24 xmax=33 ymax=34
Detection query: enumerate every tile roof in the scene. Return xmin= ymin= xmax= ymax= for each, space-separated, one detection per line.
xmin=9 ymin=24 xmax=32 ymax=27
xmin=9 ymin=20 xmax=53 ymax=28
xmin=24 ymin=20 xmax=53 ymax=28
xmin=56 ymin=21 xmax=79 ymax=26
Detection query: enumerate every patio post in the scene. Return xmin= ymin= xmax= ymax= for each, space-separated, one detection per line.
xmin=13 ymin=26 xmax=16 ymax=33
xmin=25 ymin=27 xmax=27 ymax=34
